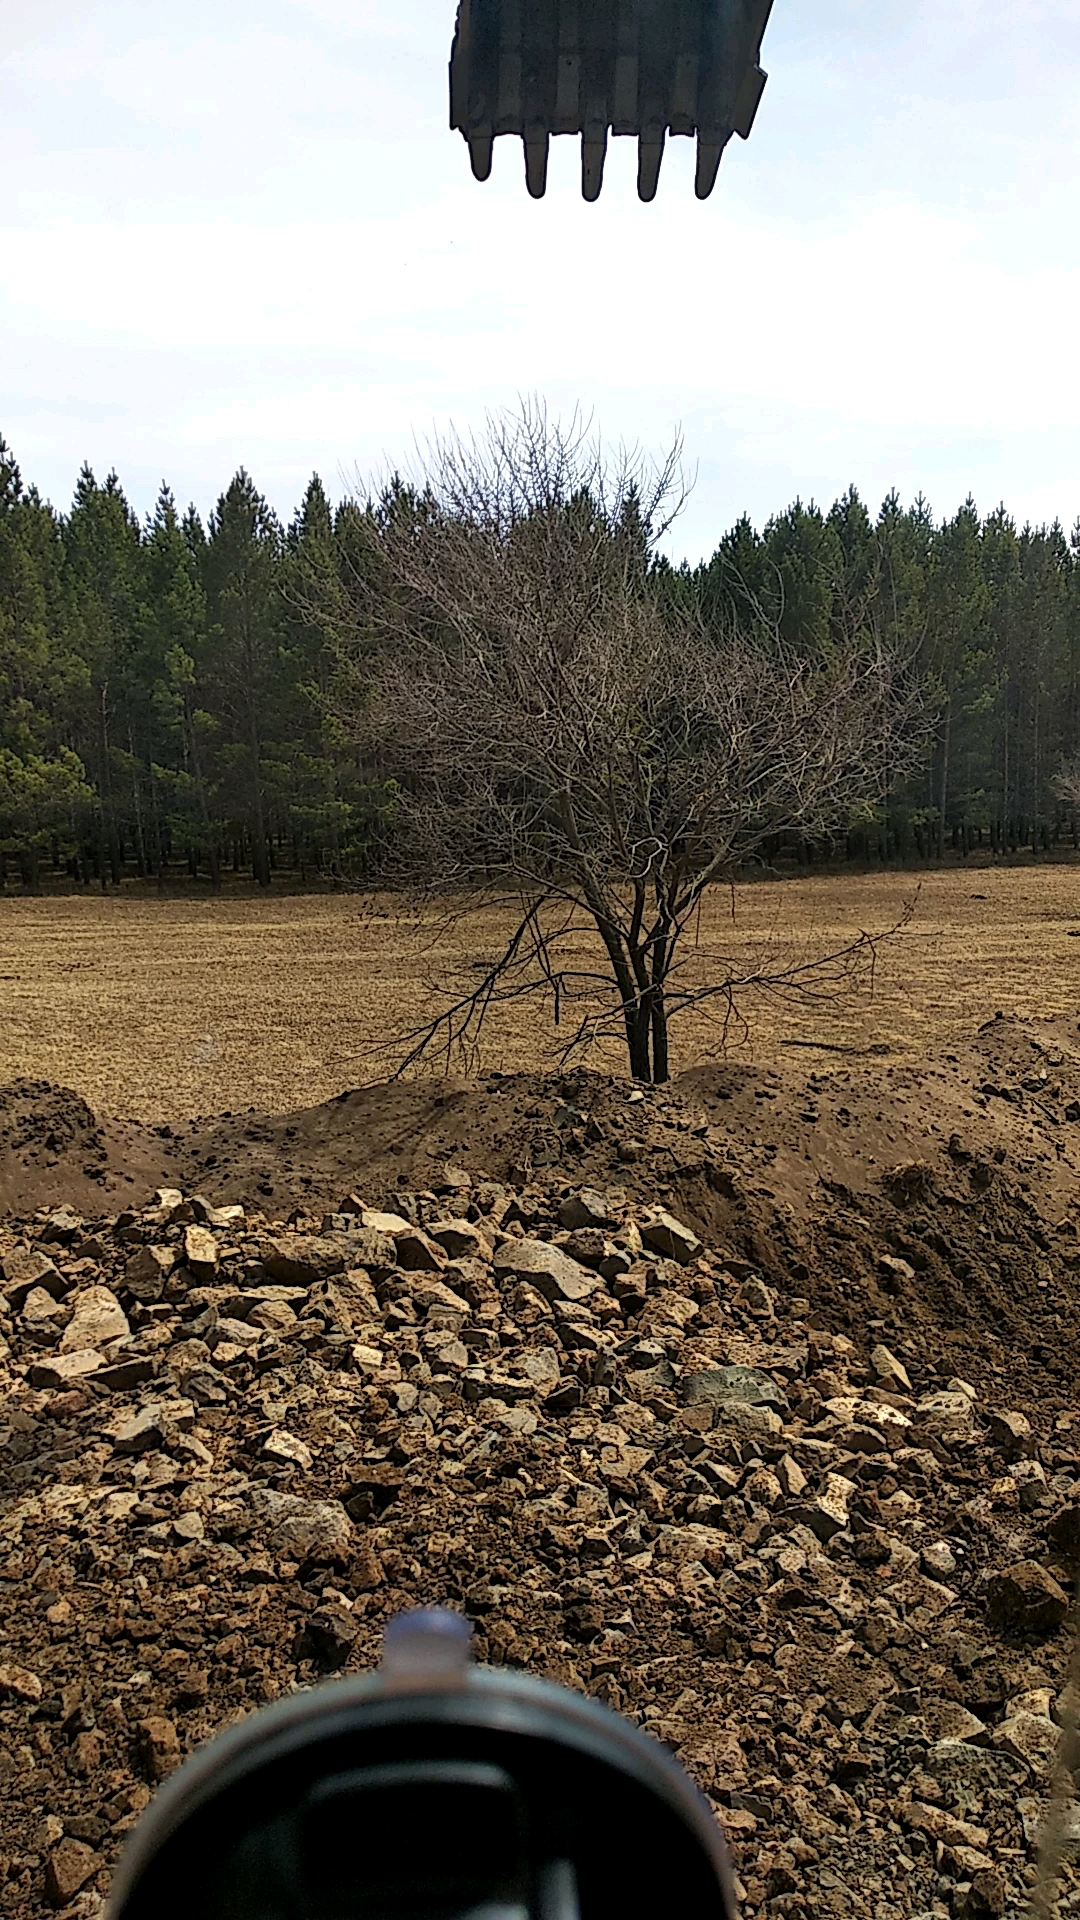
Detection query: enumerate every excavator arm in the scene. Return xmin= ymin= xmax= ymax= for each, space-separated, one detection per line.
xmin=450 ymin=0 xmax=774 ymax=201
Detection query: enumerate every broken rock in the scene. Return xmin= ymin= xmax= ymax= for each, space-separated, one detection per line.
xmin=559 ymin=1188 xmax=619 ymax=1231
xmin=2 ymin=1247 xmax=68 ymax=1308
xmin=492 ymin=1237 xmax=598 ymax=1303
xmin=682 ymin=1365 xmax=789 ymax=1415
xmin=261 ymin=1230 xmax=393 ymax=1285
xmin=137 ymin=1715 xmax=181 ymax=1782
xmin=59 ymin=1284 xmax=128 ymax=1352
xmin=249 ymin=1489 xmax=353 ymax=1562
xmin=182 ymin=1224 xmax=219 ymax=1277
xmin=0 ymin=1663 xmax=43 ymax=1702
xmin=111 ymin=1398 xmax=195 ymax=1454
xmin=991 ymin=1708 xmax=1059 ymax=1773
xmin=263 ymin=1429 xmax=314 ymax=1471
xmin=789 ymin=1472 xmax=857 ymax=1543
xmin=638 ymin=1209 xmax=702 ymax=1263
xmin=986 ymin=1408 xmax=1034 ymax=1457
xmin=123 ymin=1244 xmax=176 ymax=1302
xmin=870 ymin=1343 xmax=912 ymax=1392
xmin=984 ymin=1561 xmax=1069 ymax=1636
xmin=45 ymin=1838 xmax=101 ymax=1907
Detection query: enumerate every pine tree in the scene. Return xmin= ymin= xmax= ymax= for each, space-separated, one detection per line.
xmin=201 ymin=471 xmax=284 ymax=886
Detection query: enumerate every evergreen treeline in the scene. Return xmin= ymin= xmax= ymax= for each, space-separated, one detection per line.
xmin=3 ymin=429 xmax=1080 ymax=889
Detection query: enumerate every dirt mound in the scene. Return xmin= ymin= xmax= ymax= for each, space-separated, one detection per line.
xmin=4 ymin=1018 xmax=1080 ymax=1917
xmin=2 ymin=1159 xmax=1080 ymax=1920
xmin=5 ymin=1009 xmax=1080 ymax=1404
xmin=0 ymin=1082 xmax=171 ymax=1220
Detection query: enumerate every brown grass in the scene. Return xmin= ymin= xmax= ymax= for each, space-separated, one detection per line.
xmin=2 ymin=866 xmax=1079 ymax=1122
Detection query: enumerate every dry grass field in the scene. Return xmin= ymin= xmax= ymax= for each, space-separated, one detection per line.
xmin=2 ymin=866 xmax=1079 ymax=1122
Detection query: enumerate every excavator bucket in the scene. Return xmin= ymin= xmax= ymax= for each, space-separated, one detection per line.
xmin=449 ymin=0 xmax=774 ymax=202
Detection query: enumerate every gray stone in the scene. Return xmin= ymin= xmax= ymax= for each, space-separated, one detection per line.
xmin=261 ymin=1230 xmax=394 ymax=1285
xmin=923 ymin=1739 xmax=1022 ymax=1805
xmin=682 ymin=1365 xmax=789 ymax=1414
xmin=2 ymin=1247 xmax=67 ymax=1309
xmin=559 ymin=1188 xmax=619 ymax=1231
xmin=428 ymin=1219 xmax=492 ymax=1261
xmin=638 ymin=1209 xmax=702 ymax=1263
xmin=183 ymin=1224 xmax=220 ymax=1276
xmin=492 ymin=1237 xmax=598 ymax=1303
xmin=40 ymin=1206 xmax=82 ymax=1243
xmin=870 ymin=1342 xmax=912 ymax=1392
xmin=249 ymin=1489 xmax=353 ymax=1561
xmin=922 ymin=1539 xmax=958 ymax=1578
xmin=60 ymin=1285 xmax=128 ymax=1353
xmin=29 ymin=1348 xmax=105 ymax=1390
xmin=111 ymin=1398 xmax=195 ymax=1453
xmin=191 ymin=1196 xmax=245 ymax=1228
xmin=124 ymin=1244 xmax=176 ymax=1302
xmin=514 ymin=1347 xmax=560 ymax=1389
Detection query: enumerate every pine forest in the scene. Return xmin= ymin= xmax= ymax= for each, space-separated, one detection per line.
xmin=3 ymin=429 xmax=1080 ymax=891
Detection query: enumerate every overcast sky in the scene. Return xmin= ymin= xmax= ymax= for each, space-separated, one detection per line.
xmin=2 ymin=1 xmax=1079 ymax=558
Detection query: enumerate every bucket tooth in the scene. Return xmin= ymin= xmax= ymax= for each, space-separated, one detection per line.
xmin=637 ymin=128 xmax=665 ymax=202
xmin=524 ymin=129 xmax=550 ymax=196
xmin=581 ymin=127 xmax=607 ymax=201
xmin=694 ymin=136 xmax=724 ymax=199
xmin=468 ymin=133 xmax=494 ymax=181
xmin=732 ymin=63 xmax=767 ymax=139
xmin=450 ymin=0 xmax=775 ymax=201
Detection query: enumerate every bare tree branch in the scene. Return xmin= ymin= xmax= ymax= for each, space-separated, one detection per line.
xmin=319 ymin=402 xmax=928 ymax=1082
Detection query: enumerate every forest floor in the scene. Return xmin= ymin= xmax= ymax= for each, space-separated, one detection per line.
xmin=3 ymin=865 xmax=1080 ymax=1124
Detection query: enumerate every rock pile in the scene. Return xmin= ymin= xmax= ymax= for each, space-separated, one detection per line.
xmin=2 ymin=1172 xmax=1080 ymax=1920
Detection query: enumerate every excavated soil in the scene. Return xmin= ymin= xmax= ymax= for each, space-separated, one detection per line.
xmin=3 ymin=1014 xmax=1080 ymax=1919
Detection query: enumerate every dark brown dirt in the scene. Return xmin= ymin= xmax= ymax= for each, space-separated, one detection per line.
xmin=4 ymin=1014 xmax=1080 ymax=1920
xmin=0 ymin=1084 xmax=173 ymax=1221
xmin=5 ymin=1010 xmax=1080 ymax=1418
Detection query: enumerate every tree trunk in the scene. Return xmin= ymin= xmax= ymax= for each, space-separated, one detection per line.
xmin=99 ymin=686 xmax=122 ymax=886
xmin=625 ymin=1004 xmax=651 ymax=1081
xmin=937 ymin=696 xmax=952 ymax=862
xmin=249 ymin=712 xmax=271 ymax=887
xmin=128 ymin=724 xmax=148 ymax=877
xmin=649 ymin=922 xmax=671 ymax=1083
xmin=184 ymin=691 xmax=220 ymax=888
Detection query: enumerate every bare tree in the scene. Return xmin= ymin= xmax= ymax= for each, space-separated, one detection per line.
xmin=326 ymin=402 xmax=923 ymax=1083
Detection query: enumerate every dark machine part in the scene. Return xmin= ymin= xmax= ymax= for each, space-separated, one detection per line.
xmin=449 ymin=0 xmax=774 ymax=202
xmin=107 ymin=1610 xmax=738 ymax=1920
